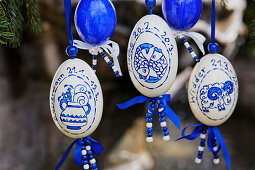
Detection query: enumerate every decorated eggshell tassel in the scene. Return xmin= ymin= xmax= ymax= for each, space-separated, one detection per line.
xmin=177 ymin=1 xmax=237 ymax=169
xmin=162 ymin=0 xmax=205 ymax=62
xmin=118 ymin=0 xmax=180 ymax=142
xmin=50 ymin=1 xmax=104 ymax=169
xmin=73 ymin=0 xmax=122 ymax=77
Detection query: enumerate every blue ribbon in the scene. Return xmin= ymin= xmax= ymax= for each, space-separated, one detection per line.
xmin=55 ymin=137 xmax=103 ymax=170
xmin=177 ymin=124 xmax=230 ymax=170
xmin=64 ymin=0 xmax=74 ymax=46
xmin=117 ymin=94 xmax=180 ymax=129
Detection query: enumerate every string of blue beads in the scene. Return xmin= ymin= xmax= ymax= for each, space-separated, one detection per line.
xmin=146 ymin=99 xmax=156 ymax=143
xmin=213 ymin=137 xmax=220 ymax=164
xmin=81 ymin=139 xmax=98 ymax=170
xmin=158 ymin=99 xmax=170 ymax=141
xmin=178 ymin=34 xmax=200 ymax=62
xmin=195 ymin=128 xmax=207 ymax=164
xmin=100 ymin=51 xmax=120 ymax=77
xmin=92 ymin=55 xmax=98 ymax=72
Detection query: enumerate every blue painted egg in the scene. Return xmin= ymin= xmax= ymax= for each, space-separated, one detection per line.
xmin=49 ymin=58 xmax=103 ymax=138
xmin=188 ymin=54 xmax=238 ymax=126
xmin=127 ymin=15 xmax=178 ymax=98
xmin=74 ymin=0 xmax=117 ymax=45
xmin=162 ymin=0 xmax=202 ymax=31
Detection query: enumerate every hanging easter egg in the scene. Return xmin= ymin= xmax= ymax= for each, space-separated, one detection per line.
xmin=74 ymin=0 xmax=117 ymax=45
xmin=49 ymin=58 xmax=103 ymax=138
xmin=188 ymin=53 xmax=238 ymax=126
xmin=127 ymin=14 xmax=178 ymax=98
xmin=162 ymin=0 xmax=202 ymax=31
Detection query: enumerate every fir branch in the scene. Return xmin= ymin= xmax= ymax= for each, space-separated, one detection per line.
xmin=24 ymin=0 xmax=42 ymax=34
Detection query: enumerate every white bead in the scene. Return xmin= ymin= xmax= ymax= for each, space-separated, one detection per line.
xmin=213 ymin=158 xmax=220 ymax=164
xmin=90 ymin=158 xmax=96 ymax=164
xmin=200 ymin=134 xmax=206 ymax=139
xmin=158 ymin=108 xmax=164 ymax=112
xmin=163 ymin=135 xmax=170 ymax=141
xmin=83 ymin=164 xmax=89 ymax=170
xmin=98 ymin=48 xmax=103 ymax=53
xmin=191 ymin=52 xmax=196 ymax=57
xmin=146 ymin=137 xmax=153 ymax=143
xmin=92 ymin=60 xmax=97 ymax=65
xmin=86 ymin=146 xmax=91 ymax=150
xmin=198 ymin=146 xmax=204 ymax=151
xmin=184 ymin=42 xmax=190 ymax=48
xmin=195 ymin=158 xmax=202 ymax=164
xmin=213 ymin=146 xmax=218 ymax=151
xmin=104 ymin=57 xmax=110 ymax=63
xmin=146 ymin=123 xmax=152 ymax=128
xmin=160 ymin=122 xmax=167 ymax=127
xmin=82 ymin=150 xmax=87 ymax=156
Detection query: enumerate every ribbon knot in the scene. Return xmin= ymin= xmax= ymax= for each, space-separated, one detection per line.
xmin=55 ymin=137 xmax=103 ymax=170
xmin=74 ymin=39 xmax=122 ymax=76
xmin=117 ymin=94 xmax=180 ymax=129
xmin=177 ymin=124 xmax=230 ymax=170
xmin=171 ymin=29 xmax=206 ymax=55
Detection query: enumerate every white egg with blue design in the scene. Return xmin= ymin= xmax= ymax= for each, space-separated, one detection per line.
xmin=127 ymin=14 xmax=178 ymax=98
xmin=188 ymin=53 xmax=238 ymax=126
xmin=49 ymin=58 xmax=103 ymax=138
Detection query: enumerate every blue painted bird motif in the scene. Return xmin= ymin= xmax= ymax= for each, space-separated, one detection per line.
xmin=134 ymin=43 xmax=168 ymax=83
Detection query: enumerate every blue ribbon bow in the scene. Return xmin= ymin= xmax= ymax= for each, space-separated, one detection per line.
xmin=177 ymin=124 xmax=230 ymax=170
xmin=117 ymin=94 xmax=180 ymax=129
xmin=55 ymin=137 xmax=103 ymax=170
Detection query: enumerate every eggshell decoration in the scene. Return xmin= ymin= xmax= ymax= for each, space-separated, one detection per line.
xmin=188 ymin=53 xmax=238 ymax=126
xmin=74 ymin=0 xmax=117 ymax=45
xmin=162 ymin=0 xmax=202 ymax=31
xmin=49 ymin=58 xmax=103 ymax=138
xmin=127 ymin=14 xmax=178 ymax=98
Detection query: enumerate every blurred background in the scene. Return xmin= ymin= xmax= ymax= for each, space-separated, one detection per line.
xmin=0 ymin=0 xmax=254 ymax=169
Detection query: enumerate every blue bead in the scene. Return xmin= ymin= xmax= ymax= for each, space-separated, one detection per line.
xmin=162 ymin=0 xmax=202 ymax=31
xmin=66 ymin=46 xmax=78 ymax=57
xmin=197 ymin=154 xmax=202 ymax=159
xmin=160 ymin=113 xmax=165 ymax=117
xmin=83 ymin=160 xmax=89 ymax=164
xmin=160 ymin=117 xmax=166 ymax=122
xmin=200 ymin=139 xmax=206 ymax=143
xmin=202 ymin=130 xmax=207 ymax=134
xmin=93 ymin=55 xmax=97 ymax=59
xmin=91 ymin=163 xmax=97 ymax=169
xmin=93 ymin=168 xmax=98 ymax=170
xmin=92 ymin=65 xmax=97 ymax=70
xmin=147 ymin=118 xmax=153 ymax=123
xmin=82 ymin=146 xmax=86 ymax=150
xmin=82 ymin=155 xmax=88 ymax=160
xmin=208 ymin=42 xmax=219 ymax=53
xmin=87 ymin=150 xmax=93 ymax=155
xmin=200 ymin=143 xmax=205 ymax=147
xmin=158 ymin=103 xmax=164 ymax=108
xmin=146 ymin=113 xmax=152 ymax=118
xmin=162 ymin=126 xmax=168 ymax=131
xmin=74 ymin=0 xmax=116 ymax=45
xmin=151 ymin=99 xmax=156 ymax=104
xmin=147 ymin=128 xmax=153 ymax=133
xmin=164 ymin=131 xmax=169 ymax=136
xmin=145 ymin=0 xmax=156 ymax=8
xmin=181 ymin=37 xmax=187 ymax=43
xmin=214 ymin=154 xmax=219 ymax=159
xmin=147 ymin=132 xmax=153 ymax=137
xmin=151 ymin=103 xmax=156 ymax=108
xmin=116 ymin=74 xmax=120 ymax=77
xmin=89 ymin=155 xmax=94 ymax=159
xmin=198 ymin=151 xmax=203 ymax=155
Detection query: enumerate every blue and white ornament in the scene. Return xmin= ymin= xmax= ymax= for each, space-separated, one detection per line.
xmin=50 ymin=58 xmax=103 ymax=170
xmin=162 ymin=0 xmax=205 ymax=62
xmin=118 ymin=13 xmax=180 ymax=143
xmin=73 ymin=0 xmax=122 ymax=77
xmin=188 ymin=53 xmax=238 ymax=126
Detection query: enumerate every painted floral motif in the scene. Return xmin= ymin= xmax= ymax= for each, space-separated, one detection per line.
xmin=58 ymin=84 xmax=92 ymax=130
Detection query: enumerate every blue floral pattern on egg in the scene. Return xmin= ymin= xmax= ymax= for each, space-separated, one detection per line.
xmin=188 ymin=53 xmax=238 ymax=126
xmin=127 ymin=15 xmax=178 ymax=98
xmin=49 ymin=58 xmax=103 ymax=138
